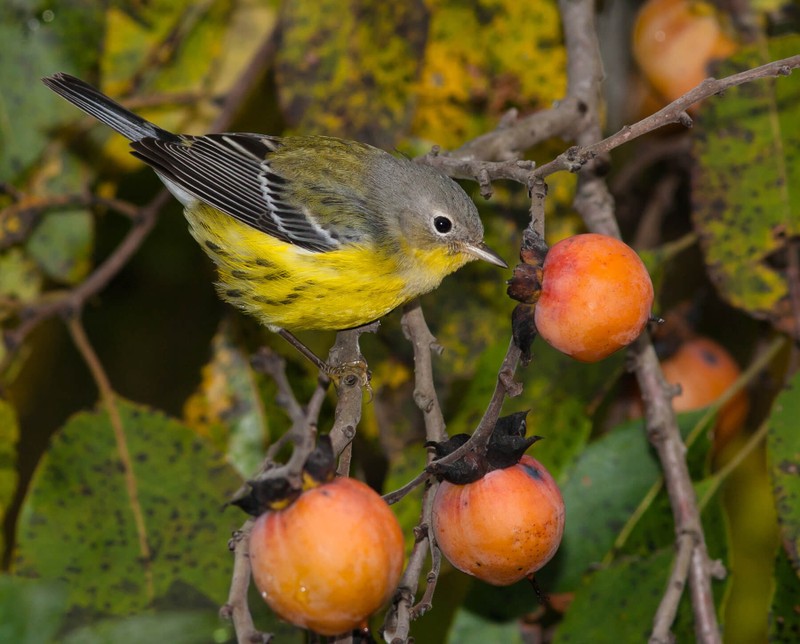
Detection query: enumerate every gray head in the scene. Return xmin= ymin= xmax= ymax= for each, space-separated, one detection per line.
xmin=368 ymin=152 xmax=507 ymax=268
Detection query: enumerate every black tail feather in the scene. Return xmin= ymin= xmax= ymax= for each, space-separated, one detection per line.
xmin=42 ymin=72 xmax=180 ymax=143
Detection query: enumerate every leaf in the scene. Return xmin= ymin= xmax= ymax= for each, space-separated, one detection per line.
xmin=719 ymin=439 xmax=780 ymax=642
xmin=767 ymin=368 xmax=800 ymax=572
xmin=26 ymin=210 xmax=93 ymax=285
xmin=183 ymin=323 xmax=269 ymax=478
xmin=541 ymin=410 xmax=707 ymax=592
xmin=691 ymin=34 xmax=800 ymax=338
xmin=0 ymin=575 xmax=68 ymax=644
xmin=0 ymin=1 xmax=102 ymax=181
xmin=553 ymin=549 xmax=697 ymax=643
xmin=0 ymin=400 xmax=19 ymax=554
xmin=276 ymin=0 xmax=428 ymax=146
xmin=60 ymin=609 xmax=231 ymax=644
xmin=13 ymin=399 xmax=244 ymax=627
xmin=0 ymin=248 xmax=43 ymax=304
xmin=769 ymin=546 xmax=800 ymax=642
xmin=446 ymin=608 xmax=523 ymax=644
xmin=412 ymin=0 xmax=566 ymax=149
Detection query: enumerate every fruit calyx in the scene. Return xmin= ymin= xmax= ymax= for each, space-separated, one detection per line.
xmin=426 ymin=411 xmax=542 ymax=485
xmin=506 ymin=230 xmax=549 ymax=364
xmin=231 ymin=436 xmax=336 ymax=516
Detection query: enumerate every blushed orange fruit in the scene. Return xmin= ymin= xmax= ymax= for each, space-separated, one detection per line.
xmin=633 ymin=0 xmax=737 ymax=107
xmin=249 ymin=476 xmax=404 ymax=636
xmin=661 ymin=336 xmax=748 ymax=452
xmin=534 ymin=234 xmax=654 ymax=362
xmin=431 ymin=455 xmax=565 ymax=586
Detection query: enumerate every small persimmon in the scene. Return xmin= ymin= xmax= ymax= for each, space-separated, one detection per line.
xmin=249 ymin=476 xmax=404 ymax=636
xmin=661 ymin=336 xmax=748 ymax=452
xmin=431 ymin=455 xmax=565 ymax=586
xmin=534 ymin=234 xmax=654 ymax=362
xmin=633 ymin=0 xmax=737 ymax=107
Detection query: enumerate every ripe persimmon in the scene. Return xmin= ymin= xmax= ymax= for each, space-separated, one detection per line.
xmin=432 ymin=455 xmax=565 ymax=586
xmin=534 ymin=234 xmax=654 ymax=362
xmin=632 ymin=0 xmax=737 ymax=107
xmin=249 ymin=476 xmax=404 ymax=636
xmin=661 ymin=336 xmax=748 ymax=452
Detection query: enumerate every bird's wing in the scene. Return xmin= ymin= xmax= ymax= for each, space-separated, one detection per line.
xmin=131 ymin=133 xmax=340 ymax=252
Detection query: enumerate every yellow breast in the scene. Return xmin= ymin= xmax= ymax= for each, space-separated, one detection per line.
xmin=183 ymin=205 xmax=469 ymax=331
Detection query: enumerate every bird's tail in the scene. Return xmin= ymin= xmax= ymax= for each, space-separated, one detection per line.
xmin=42 ymin=73 xmax=180 ymax=143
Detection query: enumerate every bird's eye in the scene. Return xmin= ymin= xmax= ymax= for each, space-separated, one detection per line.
xmin=433 ymin=215 xmax=453 ymax=234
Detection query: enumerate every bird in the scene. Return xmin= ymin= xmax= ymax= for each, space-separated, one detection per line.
xmin=42 ymin=73 xmax=507 ymax=366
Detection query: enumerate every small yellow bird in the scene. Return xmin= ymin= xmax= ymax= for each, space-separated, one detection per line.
xmin=43 ymin=73 xmax=506 ymax=339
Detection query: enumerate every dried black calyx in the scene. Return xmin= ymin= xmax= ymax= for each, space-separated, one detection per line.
xmin=425 ymin=433 xmax=470 ymax=459
xmin=230 ymin=435 xmax=337 ymax=516
xmin=302 ymin=435 xmax=336 ymax=488
xmin=230 ymin=476 xmax=301 ymax=516
xmin=507 ymin=231 xmax=549 ymax=365
xmin=487 ymin=410 xmax=542 ymax=470
xmin=426 ymin=432 xmax=486 ymax=485
xmin=425 ymin=411 xmax=543 ymax=485
xmin=511 ymin=303 xmax=538 ymax=366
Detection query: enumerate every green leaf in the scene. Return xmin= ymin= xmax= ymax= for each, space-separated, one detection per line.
xmin=61 ymin=610 xmax=232 ymax=644
xmin=13 ymin=399 xmax=244 ymax=627
xmin=0 ymin=248 xmax=43 ymax=303
xmin=446 ymin=608 xmax=523 ymax=644
xmin=26 ymin=210 xmax=93 ymax=285
xmin=767 ymin=368 xmax=800 ymax=572
xmin=553 ymin=549 xmax=696 ymax=643
xmin=0 ymin=400 xmax=19 ymax=554
xmin=691 ymin=34 xmax=800 ymax=338
xmin=0 ymin=13 xmax=76 ymax=180
xmin=542 ymin=410 xmax=707 ymax=592
xmin=769 ymin=546 xmax=800 ymax=642
xmin=183 ymin=323 xmax=269 ymax=478
xmin=0 ymin=575 xmax=67 ymax=644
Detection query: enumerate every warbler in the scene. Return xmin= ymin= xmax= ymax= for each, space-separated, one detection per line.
xmin=42 ymin=73 xmax=507 ymax=334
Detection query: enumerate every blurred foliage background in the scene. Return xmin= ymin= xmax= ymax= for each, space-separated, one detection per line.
xmin=1 ymin=0 xmax=799 ymax=642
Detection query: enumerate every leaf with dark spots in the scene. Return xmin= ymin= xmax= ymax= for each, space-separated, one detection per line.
xmin=12 ymin=399 xmax=243 ymax=627
xmin=767 ymin=370 xmax=800 ymax=573
xmin=691 ymin=35 xmax=800 ymax=338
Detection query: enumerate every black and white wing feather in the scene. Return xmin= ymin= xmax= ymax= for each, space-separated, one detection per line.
xmin=43 ymin=73 xmax=339 ymax=252
xmin=132 ymin=134 xmax=340 ymax=252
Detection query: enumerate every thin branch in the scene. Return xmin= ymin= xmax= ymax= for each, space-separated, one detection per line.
xmin=210 ymin=26 xmax=281 ymax=133
xmin=383 ymin=480 xmax=440 ymax=643
xmin=631 ymin=174 xmax=682 ymax=250
xmin=0 ymin=192 xmax=140 ymax=250
xmin=400 ymin=301 xmax=447 ymax=443
xmin=383 ymin=304 xmax=452 ymax=639
xmin=534 ymin=55 xmax=800 ymax=180
xmin=449 ymin=98 xmax=589 ymax=162
xmin=650 ymin=532 xmax=695 ymax=644
xmin=220 ymin=523 xmax=272 ymax=644
xmin=1 ymin=191 xmax=166 ymax=374
xmin=250 ymin=347 xmax=306 ymax=426
xmin=427 ymin=340 xmax=522 ymax=469
xmin=328 ymin=325 xmax=377 ymax=457
xmin=632 ymin=338 xmax=721 ymax=644
xmin=383 ymin=469 xmax=429 ymax=505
